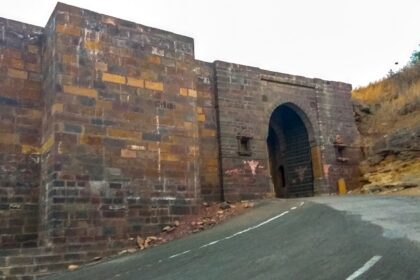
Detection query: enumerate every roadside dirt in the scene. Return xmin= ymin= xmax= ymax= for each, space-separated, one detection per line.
xmin=96 ymin=201 xmax=256 ymax=262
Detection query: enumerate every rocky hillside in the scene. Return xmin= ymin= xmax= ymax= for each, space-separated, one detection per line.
xmin=352 ymin=62 xmax=420 ymax=195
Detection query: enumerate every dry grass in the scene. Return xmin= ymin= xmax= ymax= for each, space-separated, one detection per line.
xmin=352 ymin=62 xmax=420 ymax=136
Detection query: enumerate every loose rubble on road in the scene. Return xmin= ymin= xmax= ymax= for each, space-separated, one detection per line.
xmin=67 ymin=200 xmax=255 ymax=271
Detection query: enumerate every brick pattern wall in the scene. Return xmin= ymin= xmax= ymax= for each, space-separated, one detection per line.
xmin=195 ymin=61 xmax=220 ymax=201
xmin=0 ymin=3 xmax=361 ymax=278
xmin=315 ymin=80 xmax=361 ymax=191
xmin=214 ymin=62 xmax=272 ymax=201
xmin=214 ymin=61 xmax=360 ymax=200
xmin=40 ymin=3 xmax=202 ymax=245
xmin=0 ymin=18 xmax=43 ymax=249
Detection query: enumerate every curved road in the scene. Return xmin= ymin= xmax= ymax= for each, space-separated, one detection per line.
xmin=46 ymin=196 xmax=420 ymax=280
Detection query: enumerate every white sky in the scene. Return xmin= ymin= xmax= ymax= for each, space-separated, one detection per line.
xmin=1 ymin=0 xmax=419 ymax=87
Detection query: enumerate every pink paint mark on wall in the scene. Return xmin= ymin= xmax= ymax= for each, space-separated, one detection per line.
xmin=225 ymin=168 xmax=242 ymax=175
xmin=323 ymin=164 xmax=331 ymax=178
xmin=295 ymin=166 xmax=307 ymax=182
xmin=243 ymin=160 xmax=259 ymax=176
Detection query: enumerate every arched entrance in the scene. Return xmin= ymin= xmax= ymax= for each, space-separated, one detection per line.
xmin=267 ymin=104 xmax=314 ymax=198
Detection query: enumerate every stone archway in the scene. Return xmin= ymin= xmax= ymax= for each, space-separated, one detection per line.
xmin=267 ymin=103 xmax=314 ymax=197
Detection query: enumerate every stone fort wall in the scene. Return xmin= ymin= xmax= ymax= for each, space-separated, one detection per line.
xmin=0 ymin=3 xmax=360 ymax=278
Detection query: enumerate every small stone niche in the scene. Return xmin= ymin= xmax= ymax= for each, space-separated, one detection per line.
xmin=237 ymin=136 xmax=252 ymax=156
xmin=333 ymin=134 xmax=349 ymax=163
xmin=237 ymin=127 xmax=253 ymax=156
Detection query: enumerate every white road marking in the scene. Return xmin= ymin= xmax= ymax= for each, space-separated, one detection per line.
xmin=168 ymin=250 xmax=191 ymax=259
xmin=291 ymin=207 xmax=297 ymax=210
xmin=167 ymin=206 xmax=297 ymax=261
xmin=300 ymin=202 xmax=305 ymax=206
xmin=346 ymin=255 xmax=382 ymax=280
xmin=198 ymin=210 xmax=290 ymax=250
xmin=200 ymin=240 xmax=220 ymax=248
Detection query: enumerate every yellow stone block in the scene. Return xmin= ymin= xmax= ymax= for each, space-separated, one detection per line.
xmin=56 ymin=24 xmax=81 ymax=36
xmin=102 ymin=73 xmax=126 ymax=84
xmin=338 ymin=178 xmax=347 ymax=195
xmin=95 ymin=62 xmax=108 ymax=72
xmin=188 ymin=89 xmax=197 ymax=98
xmin=161 ymin=153 xmax=180 ymax=162
xmin=108 ymin=128 xmax=139 ymax=140
xmin=197 ymin=114 xmax=206 ymax=122
xmin=7 ymin=68 xmax=28 ymax=79
xmin=311 ymin=146 xmax=324 ymax=179
xmin=127 ymin=77 xmax=144 ymax=88
xmin=41 ymin=134 xmax=55 ymax=153
xmin=21 ymin=144 xmax=40 ymax=154
xmin=63 ymin=85 xmax=97 ymax=98
xmin=196 ymin=106 xmax=203 ymax=114
xmin=84 ymin=40 xmax=101 ymax=50
xmin=52 ymin=103 xmax=64 ymax=115
xmin=145 ymin=80 xmax=164 ymax=91
xmin=179 ymin=88 xmax=188 ymax=96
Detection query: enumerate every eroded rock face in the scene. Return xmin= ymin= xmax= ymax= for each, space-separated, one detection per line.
xmin=353 ymin=65 xmax=420 ymax=195
xmin=358 ymin=122 xmax=420 ymax=193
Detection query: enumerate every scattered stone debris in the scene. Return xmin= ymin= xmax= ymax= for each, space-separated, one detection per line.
xmin=76 ymin=200 xmax=257 ymax=271
xmin=91 ymin=256 xmax=102 ymax=262
xmin=68 ymin=265 xmax=79 ymax=271
xmin=162 ymin=225 xmax=175 ymax=233
xmin=242 ymin=201 xmax=255 ymax=208
xmin=118 ymin=248 xmax=138 ymax=255
xmin=136 ymin=236 xmax=144 ymax=249
xmin=131 ymin=201 xmax=256 ymax=249
xmin=361 ymin=182 xmax=418 ymax=194
xmin=219 ymin=201 xmax=231 ymax=210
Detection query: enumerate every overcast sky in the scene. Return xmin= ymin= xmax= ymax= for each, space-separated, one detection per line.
xmin=1 ymin=0 xmax=419 ymax=87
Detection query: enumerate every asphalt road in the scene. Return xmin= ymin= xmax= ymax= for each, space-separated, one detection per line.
xmin=46 ymin=196 xmax=420 ymax=280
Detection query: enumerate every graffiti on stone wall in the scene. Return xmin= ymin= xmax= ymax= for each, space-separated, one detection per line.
xmin=225 ymin=160 xmax=264 ymax=177
xmin=295 ymin=166 xmax=307 ymax=182
xmin=323 ymin=164 xmax=331 ymax=179
xmin=244 ymin=160 xmax=259 ymax=175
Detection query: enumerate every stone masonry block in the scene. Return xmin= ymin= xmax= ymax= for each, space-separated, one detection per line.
xmin=63 ymin=85 xmax=97 ymax=98
xmin=145 ymin=81 xmax=164 ymax=91
xmin=102 ymin=73 xmax=126 ymax=85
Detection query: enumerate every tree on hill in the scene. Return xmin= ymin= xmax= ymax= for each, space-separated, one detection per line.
xmin=410 ymin=46 xmax=420 ymax=64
